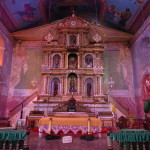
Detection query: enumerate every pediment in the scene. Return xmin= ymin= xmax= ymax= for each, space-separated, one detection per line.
xmin=11 ymin=15 xmax=134 ymax=43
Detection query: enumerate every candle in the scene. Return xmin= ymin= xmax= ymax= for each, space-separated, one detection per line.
xmin=88 ymin=118 xmax=91 ymax=134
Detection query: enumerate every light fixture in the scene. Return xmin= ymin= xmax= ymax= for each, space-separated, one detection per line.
xmin=31 ymin=50 xmax=38 ymax=87
xmin=108 ymin=77 xmax=114 ymax=88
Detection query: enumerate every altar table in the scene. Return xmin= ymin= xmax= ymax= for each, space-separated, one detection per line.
xmin=38 ymin=117 xmax=102 ymax=135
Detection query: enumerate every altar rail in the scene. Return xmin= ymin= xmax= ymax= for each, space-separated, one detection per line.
xmin=108 ymin=129 xmax=150 ymax=150
xmin=0 ymin=129 xmax=30 ymax=150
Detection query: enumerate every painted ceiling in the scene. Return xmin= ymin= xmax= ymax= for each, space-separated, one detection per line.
xmin=0 ymin=0 xmax=149 ymax=33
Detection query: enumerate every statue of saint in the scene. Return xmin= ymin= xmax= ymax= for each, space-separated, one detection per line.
xmin=87 ymin=82 xmax=92 ymax=97
xmin=69 ymin=77 xmax=76 ymax=92
xmin=68 ymin=56 xmax=77 ymax=69
xmin=85 ymin=55 xmax=93 ymax=68
xmin=53 ymin=55 xmax=60 ymax=68
xmin=53 ymin=81 xmax=58 ymax=96
xmin=70 ymin=35 xmax=76 ymax=47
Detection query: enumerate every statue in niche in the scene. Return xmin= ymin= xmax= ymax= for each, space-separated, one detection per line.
xmin=68 ymin=55 xmax=77 ymax=69
xmin=70 ymin=35 xmax=77 ymax=47
xmin=53 ymin=81 xmax=58 ymax=96
xmin=85 ymin=78 xmax=93 ymax=97
xmin=87 ymin=81 xmax=92 ymax=97
xmin=69 ymin=76 xmax=77 ymax=92
xmin=53 ymin=55 xmax=60 ymax=68
xmin=51 ymin=78 xmax=60 ymax=96
xmin=85 ymin=55 xmax=93 ymax=68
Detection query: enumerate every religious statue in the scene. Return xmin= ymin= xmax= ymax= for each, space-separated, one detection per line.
xmin=68 ymin=56 xmax=77 ymax=69
xmin=53 ymin=55 xmax=60 ymax=68
xmin=87 ymin=82 xmax=92 ymax=97
xmin=53 ymin=81 xmax=58 ymax=96
xmin=85 ymin=55 xmax=93 ymax=68
xmin=69 ymin=77 xmax=76 ymax=92
xmin=70 ymin=35 xmax=77 ymax=47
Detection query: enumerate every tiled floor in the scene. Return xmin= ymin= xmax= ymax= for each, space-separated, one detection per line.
xmin=29 ymin=132 xmax=117 ymax=150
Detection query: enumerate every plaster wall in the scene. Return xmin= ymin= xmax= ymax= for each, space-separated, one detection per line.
xmin=131 ymin=24 xmax=150 ymax=118
xmin=0 ymin=30 xmax=13 ymax=118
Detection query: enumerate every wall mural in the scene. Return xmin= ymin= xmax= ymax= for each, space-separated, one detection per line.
xmin=103 ymin=50 xmax=128 ymax=90
xmin=14 ymin=48 xmax=42 ymax=89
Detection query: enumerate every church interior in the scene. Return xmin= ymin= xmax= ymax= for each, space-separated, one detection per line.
xmin=0 ymin=0 xmax=150 ymax=149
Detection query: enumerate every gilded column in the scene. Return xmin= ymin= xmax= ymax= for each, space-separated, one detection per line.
xmin=78 ymin=54 xmax=80 ymax=68
xmin=80 ymin=52 xmax=83 ymax=68
xmin=44 ymin=75 xmax=47 ymax=94
xmin=80 ymin=76 xmax=83 ymax=95
xmin=63 ymin=53 xmax=66 ymax=68
xmin=45 ymin=52 xmax=48 ymax=67
xmin=66 ymin=53 xmax=68 ymax=68
xmin=64 ymin=76 xmax=67 ymax=95
xmin=78 ymin=76 xmax=80 ymax=94
xmin=48 ymin=52 xmax=51 ymax=68
xmin=99 ymin=75 xmax=102 ymax=95
xmin=95 ymin=75 xmax=98 ymax=96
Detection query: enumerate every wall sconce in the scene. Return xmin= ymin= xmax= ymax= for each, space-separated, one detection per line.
xmin=108 ymin=77 xmax=114 ymax=88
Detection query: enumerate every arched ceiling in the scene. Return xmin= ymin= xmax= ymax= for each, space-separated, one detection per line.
xmin=0 ymin=0 xmax=149 ymax=33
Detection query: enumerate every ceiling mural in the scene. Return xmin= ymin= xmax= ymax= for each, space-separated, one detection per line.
xmin=105 ymin=0 xmax=140 ymax=27
xmin=0 ymin=0 xmax=149 ymax=33
xmin=5 ymin=0 xmax=40 ymax=27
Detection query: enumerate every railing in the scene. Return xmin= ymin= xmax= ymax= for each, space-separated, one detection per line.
xmin=109 ymin=95 xmax=129 ymax=116
xmin=9 ymin=91 xmax=38 ymax=119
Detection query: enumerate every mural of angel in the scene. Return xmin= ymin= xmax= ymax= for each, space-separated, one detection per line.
xmin=15 ymin=3 xmax=37 ymax=22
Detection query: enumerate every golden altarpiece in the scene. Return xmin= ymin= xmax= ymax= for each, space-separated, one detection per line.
xmin=39 ymin=16 xmax=105 ymax=103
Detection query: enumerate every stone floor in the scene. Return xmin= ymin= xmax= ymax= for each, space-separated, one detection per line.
xmin=29 ymin=131 xmax=118 ymax=150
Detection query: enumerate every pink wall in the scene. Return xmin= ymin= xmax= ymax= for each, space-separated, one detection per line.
xmin=131 ymin=24 xmax=150 ymax=118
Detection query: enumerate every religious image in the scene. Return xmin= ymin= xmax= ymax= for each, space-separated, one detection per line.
xmin=68 ymin=74 xmax=77 ymax=93
xmin=53 ymin=54 xmax=60 ymax=68
xmin=15 ymin=3 xmax=37 ymax=22
xmin=51 ymin=78 xmax=60 ymax=96
xmin=85 ymin=78 xmax=93 ymax=97
xmin=68 ymin=54 xmax=78 ymax=69
xmin=85 ymin=54 xmax=93 ymax=68
xmin=69 ymin=35 xmax=77 ymax=47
